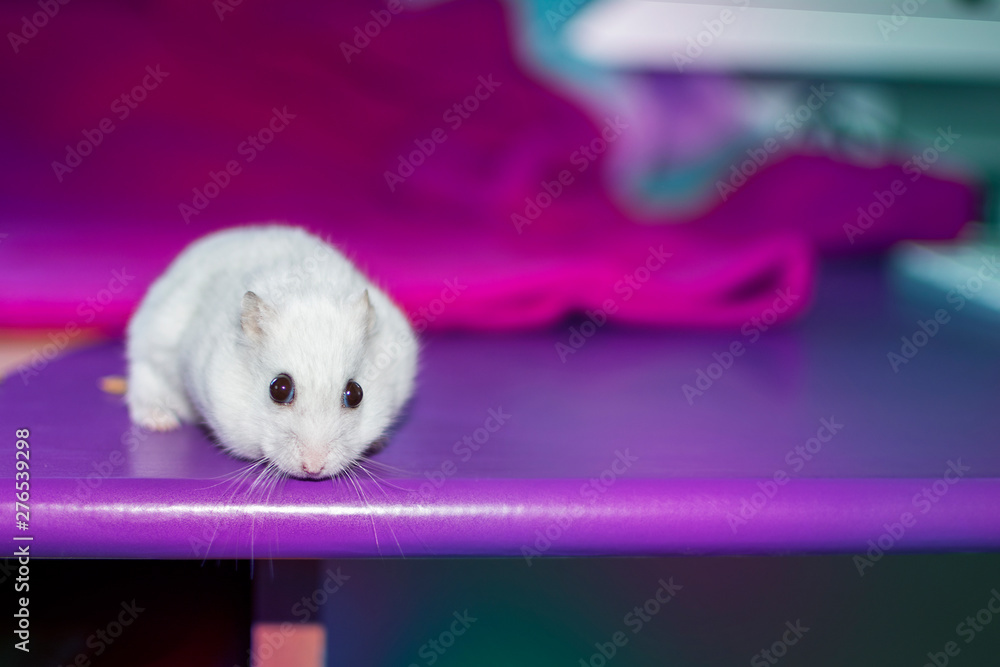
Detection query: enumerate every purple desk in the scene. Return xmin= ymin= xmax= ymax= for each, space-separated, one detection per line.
xmin=3 ymin=262 xmax=999 ymax=559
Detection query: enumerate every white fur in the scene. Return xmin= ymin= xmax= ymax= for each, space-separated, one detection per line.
xmin=125 ymin=224 xmax=418 ymax=479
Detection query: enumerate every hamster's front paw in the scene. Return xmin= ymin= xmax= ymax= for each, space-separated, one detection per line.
xmin=125 ymin=362 xmax=192 ymax=431
xmin=130 ymin=403 xmax=182 ymax=431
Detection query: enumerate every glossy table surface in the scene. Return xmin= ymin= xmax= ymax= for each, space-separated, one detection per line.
xmin=3 ymin=260 xmax=998 ymax=558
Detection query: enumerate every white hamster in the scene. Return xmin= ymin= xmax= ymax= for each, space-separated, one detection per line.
xmin=125 ymin=224 xmax=417 ymax=479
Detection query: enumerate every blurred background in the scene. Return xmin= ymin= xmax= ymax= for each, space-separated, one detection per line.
xmin=1 ymin=0 xmax=997 ymax=356
xmin=3 ymin=1 xmax=1000 ymax=666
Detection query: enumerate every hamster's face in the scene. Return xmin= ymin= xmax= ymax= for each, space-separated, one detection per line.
xmin=236 ymin=290 xmax=389 ymax=479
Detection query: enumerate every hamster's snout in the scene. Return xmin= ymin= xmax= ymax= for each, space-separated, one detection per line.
xmin=300 ymin=461 xmax=325 ymax=478
xmin=294 ymin=441 xmax=331 ymax=478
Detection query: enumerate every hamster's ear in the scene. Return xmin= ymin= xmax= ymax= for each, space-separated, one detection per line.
xmin=241 ymin=291 xmax=273 ymax=343
xmin=350 ymin=289 xmax=376 ymax=335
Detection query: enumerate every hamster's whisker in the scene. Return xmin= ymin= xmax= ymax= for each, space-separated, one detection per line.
xmin=355 ymin=462 xmax=403 ymax=500
xmin=246 ymin=460 xmax=281 ymax=570
xmin=258 ymin=461 xmax=283 ymax=507
xmin=197 ymin=458 xmax=268 ymax=564
xmin=272 ymin=470 xmax=291 ymax=558
xmin=257 ymin=462 xmax=281 ymax=569
xmin=352 ymin=463 xmax=432 ymax=554
xmin=246 ymin=460 xmax=275 ymax=499
xmin=370 ymin=461 xmax=435 ymax=555
xmin=345 ymin=468 xmax=383 ymax=558
xmin=354 ymin=462 xmax=391 ymax=499
xmin=263 ymin=468 xmax=285 ymax=566
xmin=263 ymin=469 xmax=277 ymax=505
xmin=360 ymin=459 xmax=415 ymax=478
xmin=356 ymin=462 xmax=420 ymax=555
xmin=351 ymin=462 xmax=404 ymax=558
xmin=354 ymin=460 xmax=409 ymax=494
xmin=354 ymin=469 xmax=383 ymax=558
xmin=203 ymin=469 xmax=256 ymax=562
xmin=203 ymin=458 xmax=267 ymax=486
xmin=222 ymin=458 xmax=268 ymax=504
xmin=344 ymin=470 xmax=375 ymax=555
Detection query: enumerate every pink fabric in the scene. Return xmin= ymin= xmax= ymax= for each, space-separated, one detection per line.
xmin=0 ymin=0 xmax=978 ymax=333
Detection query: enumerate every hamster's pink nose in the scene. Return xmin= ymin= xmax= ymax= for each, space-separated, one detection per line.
xmin=301 ymin=461 xmax=324 ymax=477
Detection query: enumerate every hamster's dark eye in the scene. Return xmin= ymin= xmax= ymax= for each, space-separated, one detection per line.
xmin=342 ymin=380 xmax=363 ymax=408
xmin=269 ymin=374 xmax=295 ymax=404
